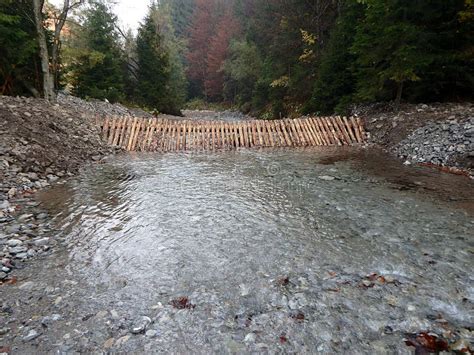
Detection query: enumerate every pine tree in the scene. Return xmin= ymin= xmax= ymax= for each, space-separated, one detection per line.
xmin=164 ymin=0 xmax=195 ymax=39
xmin=404 ymin=0 xmax=473 ymax=101
xmin=307 ymin=0 xmax=364 ymax=114
xmin=352 ymin=0 xmax=473 ymax=107
xmin=151 ymin=2 xmax=187 ymax=113
xmin=71 ymin=1 xmax=125 ymax=102
xmin=135 ymin=4 xmax=184 ymax=115
xmin=352 ymin=0 xmax=430 ymax=107
xmin=0 ymin=0 xmax=40 ymax=96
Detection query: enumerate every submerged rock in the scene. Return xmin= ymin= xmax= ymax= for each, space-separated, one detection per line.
xmin=131 ymin=316 xmax=152 ymax=334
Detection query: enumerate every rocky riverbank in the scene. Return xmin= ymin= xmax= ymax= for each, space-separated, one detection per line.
xmin=358 ymin=102 xmax=474 ymax=176
xmin=0 ymin=95 xmax=116 ymax=285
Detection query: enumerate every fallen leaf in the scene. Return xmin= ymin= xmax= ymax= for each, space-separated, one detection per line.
xmin=170 ymin=296 xmax=195 ymax=310
xmin=277 ymin=276 xmax=289 ymax=286
xmin=290 ymin=312 xmax=305 ymax=322
xmin=404 ymin=332 xmax=449 ymax=353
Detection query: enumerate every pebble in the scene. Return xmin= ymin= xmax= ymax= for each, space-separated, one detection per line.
xmin=36 ymin=212 xmax=48 ymax=220
xmin=17 ymin=213 xmax=33 ymax=222
xmin=115 ymin=335 xmax=130 ymax=346
xmin=395 ymin=115 xmax=474 ymax=173
xmin=23 ymin=329 xmax=40 ymax=341
xmin=131 ymin=316 xmax=152 ymax=334
xmin=33 ymin=237 xmax=50 ymax=246
xmin=41 ymin=314 xmax=62 ymax=326
xmin=9 ymin=246 xmax=27 ymax=254
xmin=318 ymin=175 xmax=335 ymax=181
xmin=7 ymin=239 xmax=22 ymax=247
xmin=239 ymin=284 xmax=250 ymax=296
xmin=18 ymin=281 xmax=35 ymax=290
xmin=244 ymin=333 xmax=256 ymax=343
xmin=103 ymin=338 xmax=115 ymax=349
xmin=145 ymin=329 xmax=158 ymax=338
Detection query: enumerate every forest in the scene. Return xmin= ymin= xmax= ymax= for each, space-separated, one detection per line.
xmin=0 ymin=0 xmax=473 ymax=117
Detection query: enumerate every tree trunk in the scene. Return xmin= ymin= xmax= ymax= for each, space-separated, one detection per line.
xmin=395 ymin=81 xmax=403 ymax=110
xmin=52 ymin=0 xmax=70 ymax=90
xmin=33 ymin=0 xmax=55 ymax=102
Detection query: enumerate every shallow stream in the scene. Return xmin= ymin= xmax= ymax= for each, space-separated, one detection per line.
xmin=2 ymin=147 xmax=474 ymax=353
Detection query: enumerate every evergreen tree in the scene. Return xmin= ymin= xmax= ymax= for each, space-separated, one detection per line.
xmin=306 ymin=1 xmax=364 ymax=114
xmin=151 ymin=2 xmax=187 ymax=113
xmin=71 ymin=1 xmax=125 ymax=102
xmin=164 ymin=0 xmax=195 ymax=39
xmin=135 ymin=4 xmax=183 ymax=115
xmin=352 ymin=0 xmax=473 ymax=107
xmin=0 ymin=0 xmax=40 ymax=96
xmin=404 ymin=0 xmax=473 ymax=101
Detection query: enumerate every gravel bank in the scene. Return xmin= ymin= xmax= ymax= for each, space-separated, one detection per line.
xmin=57 ymin=92 xmax=152 ymax=118
xmin=0 ymin=95 xmax=116 ymax=285
xmin=358 ymin=102 xmax=474 ymax=176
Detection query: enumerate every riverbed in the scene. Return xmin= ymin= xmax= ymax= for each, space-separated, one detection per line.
xmin=1 ymin=147 xmax=473 ymax=353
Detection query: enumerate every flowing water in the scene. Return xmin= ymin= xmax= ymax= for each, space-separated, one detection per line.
xmin=4 ymin=147 xmax=474 ymax=353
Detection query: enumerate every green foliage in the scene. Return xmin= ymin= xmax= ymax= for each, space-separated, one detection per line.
xmin=223 ymin=40 xmax=262 ymax=105
xmin=134 ymin=3 xmax=185 ymax=115
xmin=219 ymin=0 xmax=473 ymax=116
xmin=0 ymin=0 xmax=40 ymax=96
xmin=1 ymin=0 xmax=471 ymax=115
xmin=70 ymin=1 xmax=125 ymax=102
xmin=351 ymin=1 xmax=427 ymax=104
xmin=151 ymin=2 xmax=187 ymax=112
xmin=135 ymin=6 xmax=169 ymax=111
xmin=352 ymin=0 xmax=473 ymax=104
xmin=306 ymin=1 xmax=364 ymax=114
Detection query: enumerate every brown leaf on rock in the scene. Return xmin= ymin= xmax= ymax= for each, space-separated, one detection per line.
xmin=377 ymin=276 xmax=386 ymax=284
xmin=6 ymin=276 xmax=17 ymax=285
xmin=290 ymin=311 xmax=305 ymax=322
xmin=404 ymin=332 xmax=449 ymax=353
xmin=277 ymin=276 xmax=289 ymax=286
xmin=170 ymin=296 xmax=195 ymax=310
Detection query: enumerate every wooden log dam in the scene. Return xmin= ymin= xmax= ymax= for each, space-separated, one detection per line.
xmin=99 ymin=116 xmax=366 ymax=152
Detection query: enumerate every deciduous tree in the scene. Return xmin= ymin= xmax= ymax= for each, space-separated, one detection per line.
xmin=204 ymin=10 xmax=240 ymax=100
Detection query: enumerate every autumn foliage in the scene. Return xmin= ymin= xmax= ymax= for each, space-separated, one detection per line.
xmin=186 ymin=0 xmax=240 ymax=100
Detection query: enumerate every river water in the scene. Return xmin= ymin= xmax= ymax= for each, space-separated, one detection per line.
xmin=4 ymin=147 xmax=474 ymax=353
